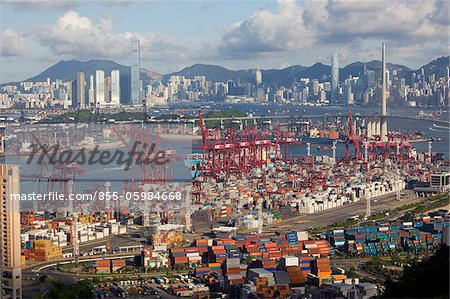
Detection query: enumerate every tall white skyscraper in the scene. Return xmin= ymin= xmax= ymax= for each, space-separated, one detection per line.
xmin=255 ymin=68 xmax=262 ymax=86
xmin=131 ymin=39 xmax=141 ymax=105
xmin=331 ymin=53 xmax=339 ymax=103
xmin=89 ymin=75 xmax=95 ymax=105
xmin=1 ymin=165 xmax=22 ymax=299
xmin=380 ymin=42 xmax=388 ymax=142
xmin=95 ymin=70 xmax=105 ymax=105
xmin=110 ymin=70 xmax=120 ymax=106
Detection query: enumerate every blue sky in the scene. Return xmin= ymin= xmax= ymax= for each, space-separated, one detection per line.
xmin=0 ymin=0 xmax=448 ymax=82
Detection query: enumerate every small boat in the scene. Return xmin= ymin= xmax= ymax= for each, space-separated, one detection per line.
xmin=317 ymin=145 xmax=330 ymax=151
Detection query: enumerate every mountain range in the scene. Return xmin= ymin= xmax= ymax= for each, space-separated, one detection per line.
xmin=22 ymin=59 xmax=162 ymax=85
xmin=162 ymin=60 xmax=415 ymax=87
xmin=3 ymin=56 xmax=449 ymax=87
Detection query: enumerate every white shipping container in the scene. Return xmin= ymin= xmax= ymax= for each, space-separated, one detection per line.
xmin=281 ymin=256 xmax=299 ymax=267
xmin=304 ymin=244 xmax=317 ymax=249
xmin=154 ymin=245 xmax=167 ymax=252
xmin=186 ymin=252 xmax=200 ymax=257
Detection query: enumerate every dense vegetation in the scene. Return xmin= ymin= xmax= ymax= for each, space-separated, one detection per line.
xmin=48 ymin=110 xmax=145 ymax=123
xmin=203 ymin=109 xmax=247 ymax=119
xmin=380 ymin=245 xmax=449 ymax=298
xmin=42 ymin=280 xmax=93 ymax=299
xmin=202 ymin=109 xmax=252 ymax=127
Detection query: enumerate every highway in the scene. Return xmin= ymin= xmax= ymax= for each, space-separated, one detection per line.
xmin=23 ymin=251 xmax=141 ymax=271
xmin=261 ymin=190 xmax=421 ymax=232
xmin=60 ymin=228 xmax=146 ymax=254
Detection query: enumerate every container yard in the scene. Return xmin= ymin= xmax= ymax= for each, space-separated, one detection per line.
xmin=325 ymin=216 xmax=449 ymax=256
xmin=51 ymin=210 xmax=447 ymax=298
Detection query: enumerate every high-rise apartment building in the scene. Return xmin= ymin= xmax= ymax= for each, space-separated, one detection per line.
xmin=104 ymin=77 xmax=111 ymax=104
xmin=0 ymin=165 xmax=22 ymax=299
xmin=110 ymin=70 xmax=120 ymax=106
xmin=131 ymin=39 xmax=141 ymax=105
xmin=331 ymin=53 xmax=339 ymax=103
xmin=89 ymin=75 xmax=95 ymax=105
xmin=95 ymin=70 xmax=105 ymax=105
xmin=76 ymin=72 xmax=86 ymax=107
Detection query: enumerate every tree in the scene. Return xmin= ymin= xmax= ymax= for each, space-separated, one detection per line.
xmin=381 ymin=245 xmax=449 ymax=298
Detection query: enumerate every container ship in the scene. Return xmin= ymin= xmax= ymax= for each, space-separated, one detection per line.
xmin=300 ymin=129 xmax=342 ymax=144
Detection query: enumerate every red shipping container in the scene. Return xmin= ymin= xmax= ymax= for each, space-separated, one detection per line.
xmin=226 ymin=268 xmax=241 ymax=274
xmin=246 ymin=247 xmax=259 ymax=253
xmin=171 ymin=248 xmax=184 ymax=253
xmin=185 ymin=247 xmax=199 ymax=253
xmin=308 ymin=248 xmax=320 ymax=254
xmin=269 ymin=253 xmax=282 ymax=259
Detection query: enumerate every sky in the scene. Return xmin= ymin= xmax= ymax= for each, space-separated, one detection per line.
xmin=0 ymin=0 xmax=448 ymax=82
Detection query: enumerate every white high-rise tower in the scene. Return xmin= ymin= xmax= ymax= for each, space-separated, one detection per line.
xmin=380 ymin=43 xmax=388 ymax=142
xmin=95 ymin=70 xmax=105 ymax=105
xmin=131 ymin=39 xmax=141 ymax=105
xmin=110 ymin=70 xmax=120 ymax=106
xmin=331 ymin=53 xmax=339 ymax=103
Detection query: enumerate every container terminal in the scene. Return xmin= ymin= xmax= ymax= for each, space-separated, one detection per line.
xmin=2 ymin=47 xmax=449 ymax=299
xmin=8 ymin=102 xmax=448 ymax=299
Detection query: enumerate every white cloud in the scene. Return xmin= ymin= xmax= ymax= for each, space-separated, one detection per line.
xmin=35 ymin=11 xmax=189 ymax=65
xmin=0 ymin=28 xmax=26 ymax=57
xmin=219 ymin=0 xmax=315 ymax=57
xmin=218 ymin=0 xmax=448 ymax=62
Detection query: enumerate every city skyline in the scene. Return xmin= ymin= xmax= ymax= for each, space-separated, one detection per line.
xmin=0 ymin=0 xmax=448 ymax=82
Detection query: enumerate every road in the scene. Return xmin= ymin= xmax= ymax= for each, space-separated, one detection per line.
xmin=61 ymin=228 xmax=146 ymax=254
xmin=260 ymin=190 xmax=420 ymax=232
xmin=23 ymin=251 xmax=140 ymax=271
xmin=193 ymin=191 xmax=422 ymax=235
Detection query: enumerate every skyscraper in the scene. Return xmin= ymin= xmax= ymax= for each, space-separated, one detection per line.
xmin=76 ymin=72 xmax=86 ymax=107
xmin=255 ymin=68 xmax=262 ymax=86
xmin=104 ymin=77 xmax=111 ymax=104
xmin=89 ymin=75 xmax=95 ymax=105
xmin=0 ymin=165 xmax=22 ymax=299
xmin=110 ymin=70 xmax=121 ymax=106
xmin=131 ymin=39 xmax=141 ymax=105
xmin=331 ymin=53 xmax=339 ymax=103
xmin=95 ymin=70 xmax=105 ymax=105
xmin=380 ymin=42 xmax=388 ymax=142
